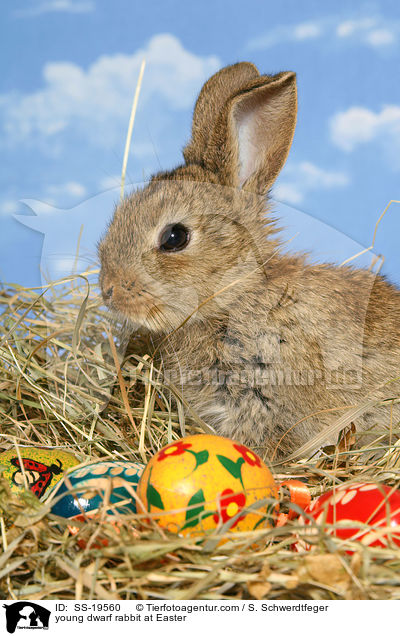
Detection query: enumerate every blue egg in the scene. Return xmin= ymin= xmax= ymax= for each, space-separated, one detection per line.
xmin=50 ymin=461 xmax=145 ymax=518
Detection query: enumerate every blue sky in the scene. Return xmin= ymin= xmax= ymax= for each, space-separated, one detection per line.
xmin=1 ymin=0 xmax=400 ymax=288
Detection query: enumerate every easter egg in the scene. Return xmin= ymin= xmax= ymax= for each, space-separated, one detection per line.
xmin=0 ymin=447 xmax=79 ymax=500
xmin=136 ymin=434 xmax=278 ymax=537
xmin=50 ymin=461 xmax=145 ymax=518
xmin=296 ymin=482 xmax=400 ymax=551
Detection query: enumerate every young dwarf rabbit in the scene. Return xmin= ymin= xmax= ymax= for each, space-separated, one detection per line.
xmin=99 ymin=62 xmax=400 ymax=459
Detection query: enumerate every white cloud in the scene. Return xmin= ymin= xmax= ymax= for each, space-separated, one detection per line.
xmin=293 ymin=22 xmax=322 ymax=40
xmin=336 ymin=17 xmax=376 ymax=38
xmin=365 ymin=29 xmax=396 ymax=46
xmin=336 ymin=17 xmax=397 ymax=47
xmin=0 ymin=34 xmax=220 ymax=148
xmin=1 ymin=200 xmax=20 ymax=215
xmin=52 ymin=256 xmax=81 ymax=273
xmin=99 ymin=175 xmax=122 ymax=190
xmin=274 ymin=161 xmax=350 ymax=205
xmin=330 ymin=105 xmax=400 ymax=152
xmin=248 ymin=13 xmax=398 ymax=50
xmin=15 ymin=0 xmax=94 ymax=18
xmin=248 ymin=20 xmax=325 ymax=49
xmin=47 ymin=181 xmax=87 ymax=198
xmin=273 ymin=183 xmax=304 ymax=205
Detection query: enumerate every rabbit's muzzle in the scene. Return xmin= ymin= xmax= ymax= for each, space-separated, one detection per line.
xmin=100 ymin=267 xmax=165 ymax=330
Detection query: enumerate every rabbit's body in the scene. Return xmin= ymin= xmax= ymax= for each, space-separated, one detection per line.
xmin=158 ymin=239 xmax=400 ymax=457
xmin=99 ymin=62 xmax=400 ymax=458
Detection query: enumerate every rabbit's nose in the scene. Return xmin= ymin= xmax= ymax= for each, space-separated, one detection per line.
xmin=102 ymin=286 xmax=114 ymax=302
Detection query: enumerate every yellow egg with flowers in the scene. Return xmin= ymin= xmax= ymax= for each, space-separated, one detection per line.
xmin=137 ymin=434 xmax=278 ymax=537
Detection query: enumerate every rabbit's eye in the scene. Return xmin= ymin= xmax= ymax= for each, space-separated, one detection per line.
xmin=159 ymin=223 xmax=190 ymax=252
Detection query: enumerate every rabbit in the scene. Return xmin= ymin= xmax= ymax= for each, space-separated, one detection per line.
xmin=98 ymin=62 xmax=400 ymax=460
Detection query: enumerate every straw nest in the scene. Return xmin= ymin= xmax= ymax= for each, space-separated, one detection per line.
xmin=0 ymin=276 xmax=399 ymax=601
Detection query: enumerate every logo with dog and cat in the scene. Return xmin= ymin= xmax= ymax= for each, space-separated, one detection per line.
xmin=2 ymin=602 xmax=51 ymax=633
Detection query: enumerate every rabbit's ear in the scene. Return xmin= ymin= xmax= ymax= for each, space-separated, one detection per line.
xmin=205 ymin=71 xmax=297 ymax=194
xmin=183 ymin=62 xmax=260 ymax=165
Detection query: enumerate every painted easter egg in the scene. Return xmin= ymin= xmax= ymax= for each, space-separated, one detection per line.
xmin=296 ymin=482 xmax=400 ymax=551
xmin=0 ymin=447 xmax=79 ymax=500
xmin=137 ymin=434 xmax=278 ymax=537
xmin=50 ymin=461 xmax=145 ymax=518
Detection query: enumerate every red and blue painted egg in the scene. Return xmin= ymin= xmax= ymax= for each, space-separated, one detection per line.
xmin=50 ymin=460 xmax=144 ymax=518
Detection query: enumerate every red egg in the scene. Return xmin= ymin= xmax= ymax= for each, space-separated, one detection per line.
xmin=296 ymin=482 xmax=400 ymax=551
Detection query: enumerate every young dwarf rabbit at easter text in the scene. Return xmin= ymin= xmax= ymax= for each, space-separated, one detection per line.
xmin=99 ymin=62 xmax=400 ymax=459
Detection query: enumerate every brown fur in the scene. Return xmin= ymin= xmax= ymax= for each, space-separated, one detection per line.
xmin=98 ymin=62 xmax=400 ymax=459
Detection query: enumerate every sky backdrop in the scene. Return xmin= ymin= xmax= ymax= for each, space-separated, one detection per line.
xmin=1 ymin=0 xmax=400 ymax=288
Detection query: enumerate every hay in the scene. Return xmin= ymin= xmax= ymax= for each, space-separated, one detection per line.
xmin=0 ymin=276 xmax=400 ymax=601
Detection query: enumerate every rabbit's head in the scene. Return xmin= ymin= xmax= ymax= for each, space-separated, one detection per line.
xmin=99 ymin=62 xmax=297 ymax=332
